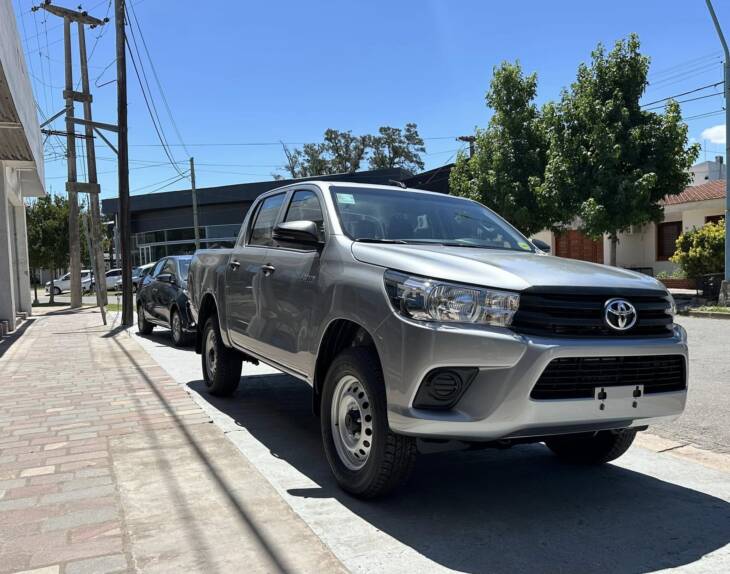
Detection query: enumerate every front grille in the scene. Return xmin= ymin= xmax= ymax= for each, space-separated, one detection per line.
xmin=531 ymin=355 xmax=686 ymax=400
xmin=511 ymin=287 xmax=674 ymax=338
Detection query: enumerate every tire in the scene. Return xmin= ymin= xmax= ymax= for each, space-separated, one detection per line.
xmin=170 ymin=308 xmax=189 ymax=347
xmin=201 ymin=315 xmax=242 ymax=397
xmin=544 ymin=429 xmax=637 ymax=464
xmin=137 ymin=302 xmax=154 ymax=335
xmin=321 ymin=347 xmax=417 ymax=498
xmin=54 ymin=286 xmax=61 ymax=296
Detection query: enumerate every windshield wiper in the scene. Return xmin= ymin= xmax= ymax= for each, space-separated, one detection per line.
xmin=354 ymin=238 xmax=409 ymax=244
xmin=437 ymin=242 xmax=519 ymax=250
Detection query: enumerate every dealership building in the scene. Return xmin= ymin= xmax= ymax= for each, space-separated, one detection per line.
xmin=100 ymin=167 xmax=431 ymax=266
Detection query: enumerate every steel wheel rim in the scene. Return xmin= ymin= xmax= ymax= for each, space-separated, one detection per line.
xmin=204 ymin=328 xmax=217 ymax=382
xmin=330 ymin=374 xmax=373 ymax=471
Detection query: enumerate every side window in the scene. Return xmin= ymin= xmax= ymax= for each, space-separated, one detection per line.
xmin=284 ymin=190 xmax=325 ymax=241
xmin=162 ymin=259 xmax=177 ymax=277
xmin=151 ymin=259 xmax=166 ymax=278
xmin=249 ymin=193 xmax=285 ymax=246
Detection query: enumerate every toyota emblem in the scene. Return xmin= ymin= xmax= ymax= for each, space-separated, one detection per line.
xmin=604 ymin=298 xmax=638 ymax=331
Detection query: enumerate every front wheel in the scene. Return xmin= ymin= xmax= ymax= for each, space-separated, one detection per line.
xmin=54 ymin=286 xmax=62 ymax=296
xmin=321 ymin=347 xmax=417 ymax=498
xmin=544 ymin=429 xmax=637 ymax=464
xmin=202 ymin=315 xmax=242 ymax=397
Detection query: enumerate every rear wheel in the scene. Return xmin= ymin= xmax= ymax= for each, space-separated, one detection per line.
xmin=137 ymin=302 xmax=153 ymax=335
xmin=545 ymin=429 xmax=637 ymax=464
xmin=321 ymin=347 xmax=417 ymax=498
xmin=170 ymin=309 xmax=189 ymax=347
xmin=202 ymin=315 xmax=242 ymax=397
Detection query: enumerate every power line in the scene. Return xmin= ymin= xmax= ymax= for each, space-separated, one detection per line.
xmin=643 ymin=91 xmax=723 ymax=111
xmin=683 ymin=109 xmax=725 ymax=121
xmin=642 ymin=81 xmax=725 ymax=107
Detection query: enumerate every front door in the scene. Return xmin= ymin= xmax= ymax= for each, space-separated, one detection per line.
xmin=226 ymin=192 xmax=286 ymax=355
xmin=257 ymin=188 xmax=326 ymax=376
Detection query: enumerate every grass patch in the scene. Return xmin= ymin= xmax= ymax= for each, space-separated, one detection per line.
xmin=106 ymin=303 xmax=123 ymax=312
xmin=695 ymin=306 xmax=730 ymax=314
xmin=32 ymin=301 xmax=69 ymax=308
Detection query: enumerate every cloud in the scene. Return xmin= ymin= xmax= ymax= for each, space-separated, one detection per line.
xmin=701 ymin=124 xmax=726 ymax=145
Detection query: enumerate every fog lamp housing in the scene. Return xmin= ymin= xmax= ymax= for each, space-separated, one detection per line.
xmin=413 ymin=367 xmax=479 ymax=410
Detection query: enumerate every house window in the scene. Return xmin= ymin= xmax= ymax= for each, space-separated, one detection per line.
xmin=705 ymin=214 xmax=725 ymax=225
xmin=656 ymin=221 xmax=682 ymax=261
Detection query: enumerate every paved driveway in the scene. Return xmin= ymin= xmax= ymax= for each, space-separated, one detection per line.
xmin=130 ymin=317 xmax=730 ymax=574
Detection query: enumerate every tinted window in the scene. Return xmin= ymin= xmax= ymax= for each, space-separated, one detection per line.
xmin=284 ymin=190 xmax=325 ymax=241
xmin=151 ymin=259 xmax=166 ymax=277
xmin=249 ymin=194 xmax=285 ymax=246
xmin=177 ymin=258 xmax=191 ymax=279
xmin=162 ymin=259 xmax=176 ymax=276
xmin=330 ymin=186 xmax=533 ymax=252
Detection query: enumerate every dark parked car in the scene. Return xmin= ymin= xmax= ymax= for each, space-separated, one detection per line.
xmin=136 ymin=255 xmax=195 ymax=346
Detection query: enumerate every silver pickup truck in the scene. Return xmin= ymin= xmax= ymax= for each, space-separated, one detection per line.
xmin=188 ymin=181 xmax=687 ymax=498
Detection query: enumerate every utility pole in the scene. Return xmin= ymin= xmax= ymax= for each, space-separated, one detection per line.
xmin=37 ymin=2 xmax=110 ymax=317
xmin=457 ymin=135 xmax=476 ymax=158
xmin=116 ymin=0 xmax=133 ymax=326
xmin=78 ymin=20 xmax=108 ymax=319
xmin=705 ymin=0 xmax=730 ymax=298
xmin=191 ymin=157 xmax=200 ymax=250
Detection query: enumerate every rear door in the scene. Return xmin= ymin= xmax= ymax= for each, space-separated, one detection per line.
xmin=256 ymin=187 xmax=327 ymax=375
xmin=226 ymin=192 xmax=286 ymax=354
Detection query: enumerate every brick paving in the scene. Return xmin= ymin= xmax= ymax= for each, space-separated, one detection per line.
xmin=0 ymin=309 xmax=209 ymax=573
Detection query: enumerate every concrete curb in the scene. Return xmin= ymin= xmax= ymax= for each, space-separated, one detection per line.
xmin=635 ymin=432 xmax=730 ymax=474
xmin=685 ymin=310 xmax=730 ymax=320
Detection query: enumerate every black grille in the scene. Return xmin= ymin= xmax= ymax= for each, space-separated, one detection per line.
xmin=531 ymin=355 xmax=686 ymax=400
xmin=511 ymin=287 xmax=674 ymax=338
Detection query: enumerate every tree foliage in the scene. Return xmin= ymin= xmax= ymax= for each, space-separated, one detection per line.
xmin=541 ymin=34 xmax=699 ymax=263
xmin=671 ymin=219 xmax=725 ymax=278
xmin=449 ymin=62 xmax=551 ymax=235
xmin=280 ymin=124 xmax=426 ymax=178
xmin=26 ymin=195 xmax=70 ymax=302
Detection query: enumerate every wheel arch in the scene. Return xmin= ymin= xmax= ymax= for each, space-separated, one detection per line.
xmin=312 ymin=318 xmax=380 ymax=417
xmin=194 ymin=293 xmax=219 ymax=354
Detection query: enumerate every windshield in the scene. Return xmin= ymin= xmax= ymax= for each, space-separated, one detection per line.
xmin=330 ymin=186 xmax=534 ymax=252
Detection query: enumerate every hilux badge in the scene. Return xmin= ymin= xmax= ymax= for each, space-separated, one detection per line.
xmin=604 ymin=298 xmax=637 ymax=331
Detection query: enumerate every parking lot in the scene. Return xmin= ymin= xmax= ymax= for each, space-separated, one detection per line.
xmin=129 ymin=314 xmax=730 ymax=573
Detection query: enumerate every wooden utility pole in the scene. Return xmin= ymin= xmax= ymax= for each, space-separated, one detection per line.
xmin=190 ymin=157 xmax=200 ymax=250
xmin=457 ymin=135 xmax=476 ymax=159
xmin=63 ymin=15 xmax=81 ymax=308
xmin=37 ymin=2 xmax=110 ymax=316
xmin=116 ymin=0 xmax=133 ymax=326
xmin=78 ymin=21 xmax=108 ymax=320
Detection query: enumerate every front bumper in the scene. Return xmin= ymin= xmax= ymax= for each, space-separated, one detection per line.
xmin=374 ymin=314 xmax=688 ymax=441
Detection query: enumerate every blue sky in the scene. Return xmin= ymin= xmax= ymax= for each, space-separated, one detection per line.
xmin=14 ymin=0 xmax=730 ymax=201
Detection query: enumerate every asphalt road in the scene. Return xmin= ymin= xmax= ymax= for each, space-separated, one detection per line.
xmin=653 ymin=316 xmax=730 ymax=453
xmin=124 ymin=314 xmax=730 ymax=573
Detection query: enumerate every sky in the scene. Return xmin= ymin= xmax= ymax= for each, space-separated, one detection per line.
xmin=13 ymin=0 xmax=730 ymax=202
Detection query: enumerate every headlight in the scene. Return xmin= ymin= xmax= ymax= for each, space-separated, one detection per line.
xmin=666 ymin=292 xmax=677 ymax=316
xmin=383 ymin=270 xmax=520 ymax=326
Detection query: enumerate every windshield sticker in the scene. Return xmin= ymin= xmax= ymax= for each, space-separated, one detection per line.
xmin=518 ymin=241 xmax=531 ymax=250
xmin=336 ymin=192 xmax=356 ymax=205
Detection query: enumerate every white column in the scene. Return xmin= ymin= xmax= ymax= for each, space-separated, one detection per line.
xmin=13 ymin=202 xmax=32 ymax=315
xmin=0 ymin=167 xmax=18 ymax=331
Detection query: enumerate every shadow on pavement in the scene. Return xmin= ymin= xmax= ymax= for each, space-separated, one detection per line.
xmin=0 ymin=318 xmax=35 ymax=359
xmin=189 ymin=373 xmax=730 ymax=574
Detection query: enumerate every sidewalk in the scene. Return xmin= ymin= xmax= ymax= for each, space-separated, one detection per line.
xmin=0 ymin=308 xmax=344 ymax=574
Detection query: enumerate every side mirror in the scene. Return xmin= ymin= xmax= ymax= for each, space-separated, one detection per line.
xmin=273 ymin=220 xmax=321 ymax=244
xmin=531 ymin=238 xmax=551 ymax=253
xmin=157 ymin=273 xmax=176 ymax=284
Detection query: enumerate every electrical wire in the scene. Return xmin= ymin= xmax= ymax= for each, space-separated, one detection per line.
xmin=683 ymin=109 xmax=725 ymax=121
xmin=643 ymin=91 xmax=723 ymax=112
xmin=642 ymin=81 xmax=725 ymax=108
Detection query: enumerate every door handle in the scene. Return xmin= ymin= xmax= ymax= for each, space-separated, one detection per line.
xmin=229 ymin=259 xmax=241 ymax=270
xmin=261 ymin=263 xmax=276 ymax=276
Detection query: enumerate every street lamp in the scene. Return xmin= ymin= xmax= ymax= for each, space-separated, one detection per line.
xmin=704 ymin=0 xmax=730 ymax=302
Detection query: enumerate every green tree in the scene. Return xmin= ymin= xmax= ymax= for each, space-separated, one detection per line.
xmin=671 ymin=219 xmax=725 ymax=279
xmin=25 ymin=195 xmax=70 ymax=304
xmin=449 ymin=62 xmax=552 ymax=235
xmin=542 ymin=34 xmax=699 ymax=264
xmin=280 ymin=124 xmax=426 ymax=178
xmin=368 ymin=123 xmax=425 ymax=174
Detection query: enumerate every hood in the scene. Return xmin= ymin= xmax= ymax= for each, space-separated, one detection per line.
xmin=351 ymin=243 xmax=666 ymax=292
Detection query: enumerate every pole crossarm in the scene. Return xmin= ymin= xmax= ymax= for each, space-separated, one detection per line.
xmin=72 ymin=118 xmax=118 ymax=133
xmin=35 ymin=2 xmax=108 ymax=27
xmin=41 ymin=128 xmax=89 ymax=139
